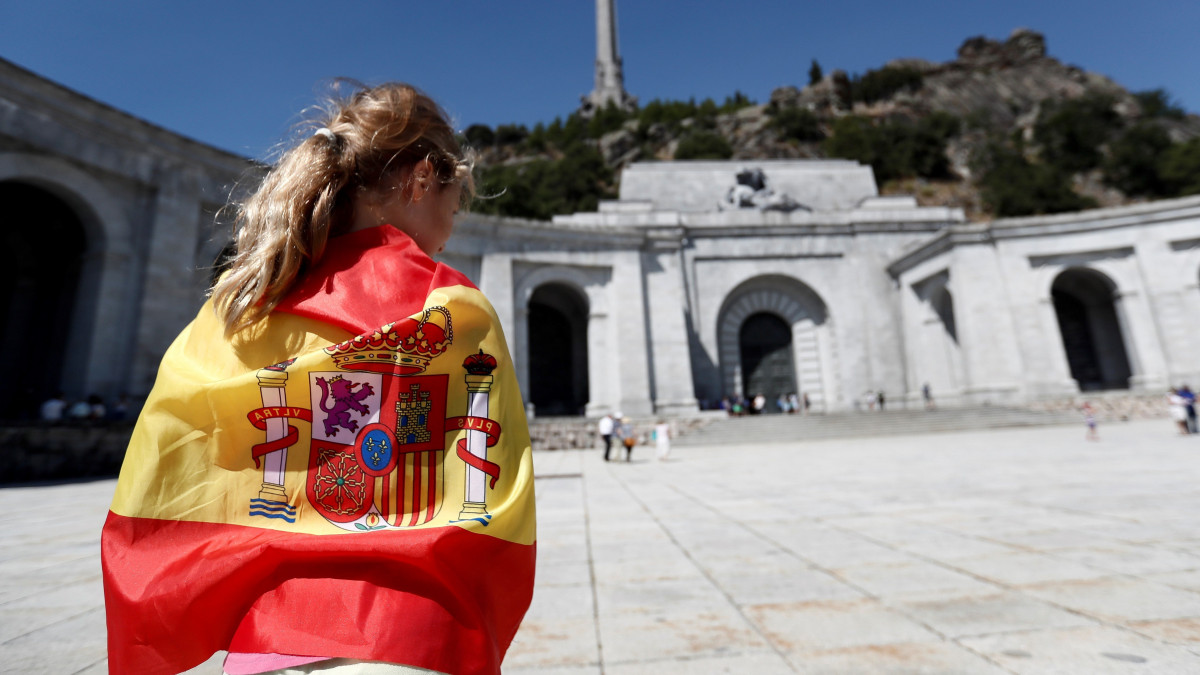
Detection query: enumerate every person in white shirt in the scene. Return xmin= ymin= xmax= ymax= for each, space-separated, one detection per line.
xmin=654 ymin=421 xmax=671 ymax=461
xmin=40 ymin=392 xmax=66 ymax=421
xmin=598 ymin=413 xmax=616 ymax=461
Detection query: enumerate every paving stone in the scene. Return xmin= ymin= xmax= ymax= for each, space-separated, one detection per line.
xmin=598 ymin=605 xmax=768 ymax=663
xmin=786 ymin=641 xmax=1008 ymax=674
xmin=1020 ymin=576 xmax=1200 ymax=623
xmin=833 ymin=560 xmax=1000 ymax=599
xmin=1128 ymin=617 xmax=1200 ymax=647
xmin=894 ymin=591 xmax=1098 ymax=638
xmin=1052 ymin=543 xmax=1200 ymax=576
xmin=605 ymin=650 xmax=794 ymax=674
xmin=960 ymin=625 xmax=1200 ymax=673
xmin=745 ymin=598 xmax=940 ymax=652
xmin=945 ymin=551 xmax=1111 ymax=586
xmin=505 ymin=616 xmax=601 ymax=669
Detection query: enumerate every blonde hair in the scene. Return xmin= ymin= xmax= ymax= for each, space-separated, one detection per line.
xmin=212 ymin=81 xmax=473 ymax=336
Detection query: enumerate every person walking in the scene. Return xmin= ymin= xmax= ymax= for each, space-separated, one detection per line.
xmin=598 ymin=412 xmax=616 ymax=461
xmin=654 ymin=420 xmax=671 ymax=461
xmin=1181 ymin=385 xmax=1197 ymax=434
xmin=616 ymin=415 xmax=636 ymax=461
xmin=1082 ymin=401 xmax=1098 ymax=441
xmin=1168 ymin=388 xmax=1190 ymax=435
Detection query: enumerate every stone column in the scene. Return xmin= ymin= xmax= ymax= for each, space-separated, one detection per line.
xmin=130 ymin=166 xmax=204 ymax=395
xmin=948 ymin=244 xmax=1025 ymax=404
xmin=642 ymin=231 xmax=699 ymax=415
xmin=612 ymin=249 xmax=654 ymax=416
xmin=1114 ymin=286 xmax=1169 ymax=391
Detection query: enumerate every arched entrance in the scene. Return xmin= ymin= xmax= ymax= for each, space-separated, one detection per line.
xmin=527 ymin=283 xmax=589 ymax=416
xmin=739 ymin=313 xmax=796 ymax=412
xmin=717 ymin=275 xmax=833 ymax=411
xmin=1052 ymin=268 xmax=1132 ymax=391
xmin=0 ymin=181 xmax=87 ymax=419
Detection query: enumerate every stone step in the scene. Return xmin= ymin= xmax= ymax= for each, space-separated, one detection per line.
xmin=674 ymin=406 xmax=1081 ymax=446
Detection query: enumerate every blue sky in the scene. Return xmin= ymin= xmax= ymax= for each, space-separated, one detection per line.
xmin=1 ymin=1 xmax=1196 ymax=160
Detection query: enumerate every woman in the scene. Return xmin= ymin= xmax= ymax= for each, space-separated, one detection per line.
xmin=102 ymin=83 xmax=536 ymax=675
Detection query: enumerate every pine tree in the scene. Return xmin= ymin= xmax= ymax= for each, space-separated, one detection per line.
xmin=808 ymin=59 xmax=823 ymax=86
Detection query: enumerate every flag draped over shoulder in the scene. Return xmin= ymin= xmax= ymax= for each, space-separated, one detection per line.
xmin=102 ymin=225 xmax=536 ymax=675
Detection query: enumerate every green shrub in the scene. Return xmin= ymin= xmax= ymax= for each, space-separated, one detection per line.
xmin=825 ymin=113 xmax=959 ymax=182
xmin=463 ymin=124 xmax=494 ymax=148
xmin=1134 ymin=89 xmax=1186 ymax=120
xmin=1160 ymin=138 xmax=1200 ymax=196
xmin=720 ymin=91 xmax=754 ymax=114
xmin=770 ymin=107 xmax=824 ymax=142
xmin=1033 ymin=94 xmax=1122 ymax=172
xmin=473 ymin=143 xmax=613 ymax=220
xmin=494 ymin=123 xmax=529 ymax=146
xmin=1103 ymin=123 xmax=1174 ymax=196
xmin=674 ymin=131 xmax=733 ymax=160
xmin=587 ymin=101 xmax=631 ymax=139
xmin=975 ymin=141 xmax=1096 ymax=216
xmin=851 ymin=66 xmax=924 ymax=104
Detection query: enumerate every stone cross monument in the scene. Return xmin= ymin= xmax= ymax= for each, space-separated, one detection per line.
xmin=582 ymin=0 xmax=636 ymax=115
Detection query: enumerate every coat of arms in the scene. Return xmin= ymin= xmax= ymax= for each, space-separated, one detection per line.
xmin=243 ymin=307 xmax=503 ymax=531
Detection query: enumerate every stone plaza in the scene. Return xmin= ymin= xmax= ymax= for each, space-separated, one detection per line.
xmin=4 ymin=418 xmax=1200 ymax=673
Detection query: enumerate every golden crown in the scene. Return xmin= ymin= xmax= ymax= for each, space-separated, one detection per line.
xmin=325 ymin=306 xmax=453 ymax=375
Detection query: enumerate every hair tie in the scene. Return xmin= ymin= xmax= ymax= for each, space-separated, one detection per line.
xmin=314 ymin=127 xmax=338 ymax=143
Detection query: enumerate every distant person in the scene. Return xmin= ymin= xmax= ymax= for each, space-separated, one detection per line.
xmin=787 ymin=392 xmax=800 ymax=414
xmin=752 ymin=393 xmax=766 ymax=415
xmin=616 ymin=416 xmax=636 ymax=461
xmin=877 ymin=390 xmax=886 ymax=411
xmin=1168 ymin=388 xmax=1190 ymax=435
xmin=731 ymin=395 xmax=745 ymax=417
xmin=598 ymin=412 xmax=616 ymax=461
xmin=1082 ymin=401 xmax=1098 ymax=441
xmin=110 ymin=394 xmax=129 ymax=421
xmin=87 ymin=394 xmax=106 ymax=420
xmin=1181 ymin=385 xmax=1197 ymax=434
xmin=654 ymin=420 xmax=671 ymax=461
xmin=40 ymin=392 xmax=66 ymax=422
xmin=776 ymin=393 xmax=790 ymax=414
xmin=922 ymin=383 xmax=934 ymax=410
xmin=802 ymin=392 xmax=810 ymax=415
xmin=67 ymin=398 xmax=92 ymax=420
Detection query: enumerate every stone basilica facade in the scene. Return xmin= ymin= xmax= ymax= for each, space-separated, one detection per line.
xmin=3 ymin=57 xmax=1199 ymax=419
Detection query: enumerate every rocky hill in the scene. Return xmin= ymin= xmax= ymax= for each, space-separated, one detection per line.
xmin=470 ymin=29 xmax=1200 ymax=221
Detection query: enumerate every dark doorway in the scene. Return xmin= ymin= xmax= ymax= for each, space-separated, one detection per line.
xmin=0 ymin=182 xmax=88 ymax=419
xmin=739 ymin=312 xmax=796 ymax=412
xmin=527 ymin=284 xmax=589 ymax=416
xmin=1052 ymin=269 xmax=1131 ymax=391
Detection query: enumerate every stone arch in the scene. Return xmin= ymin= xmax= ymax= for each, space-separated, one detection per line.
xmin=0 ymin=153 xmax=137 ymax=405
xmin=513 ymin=264 xmax=611 ymax=416
xmin=526 ymin=282 xmax=590 ymax=416
xmin=0 ymin=182 xmax=87 ymax=418
xmin=1051 ymin=267 xmax=1132 ymax=391
xmin=717 ymin=275 xmax=834 ymax=411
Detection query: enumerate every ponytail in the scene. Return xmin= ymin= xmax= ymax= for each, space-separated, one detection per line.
xmin=212 ymin=82 xmax=471 ymax=336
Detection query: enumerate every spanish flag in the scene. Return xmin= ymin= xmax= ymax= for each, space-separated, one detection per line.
xmin=101 ymin=225 xmax=536 ymax=675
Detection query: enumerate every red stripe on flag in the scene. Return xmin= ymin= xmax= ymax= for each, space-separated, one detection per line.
xmin=102 ymin=512 xmax=534 ymax=675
